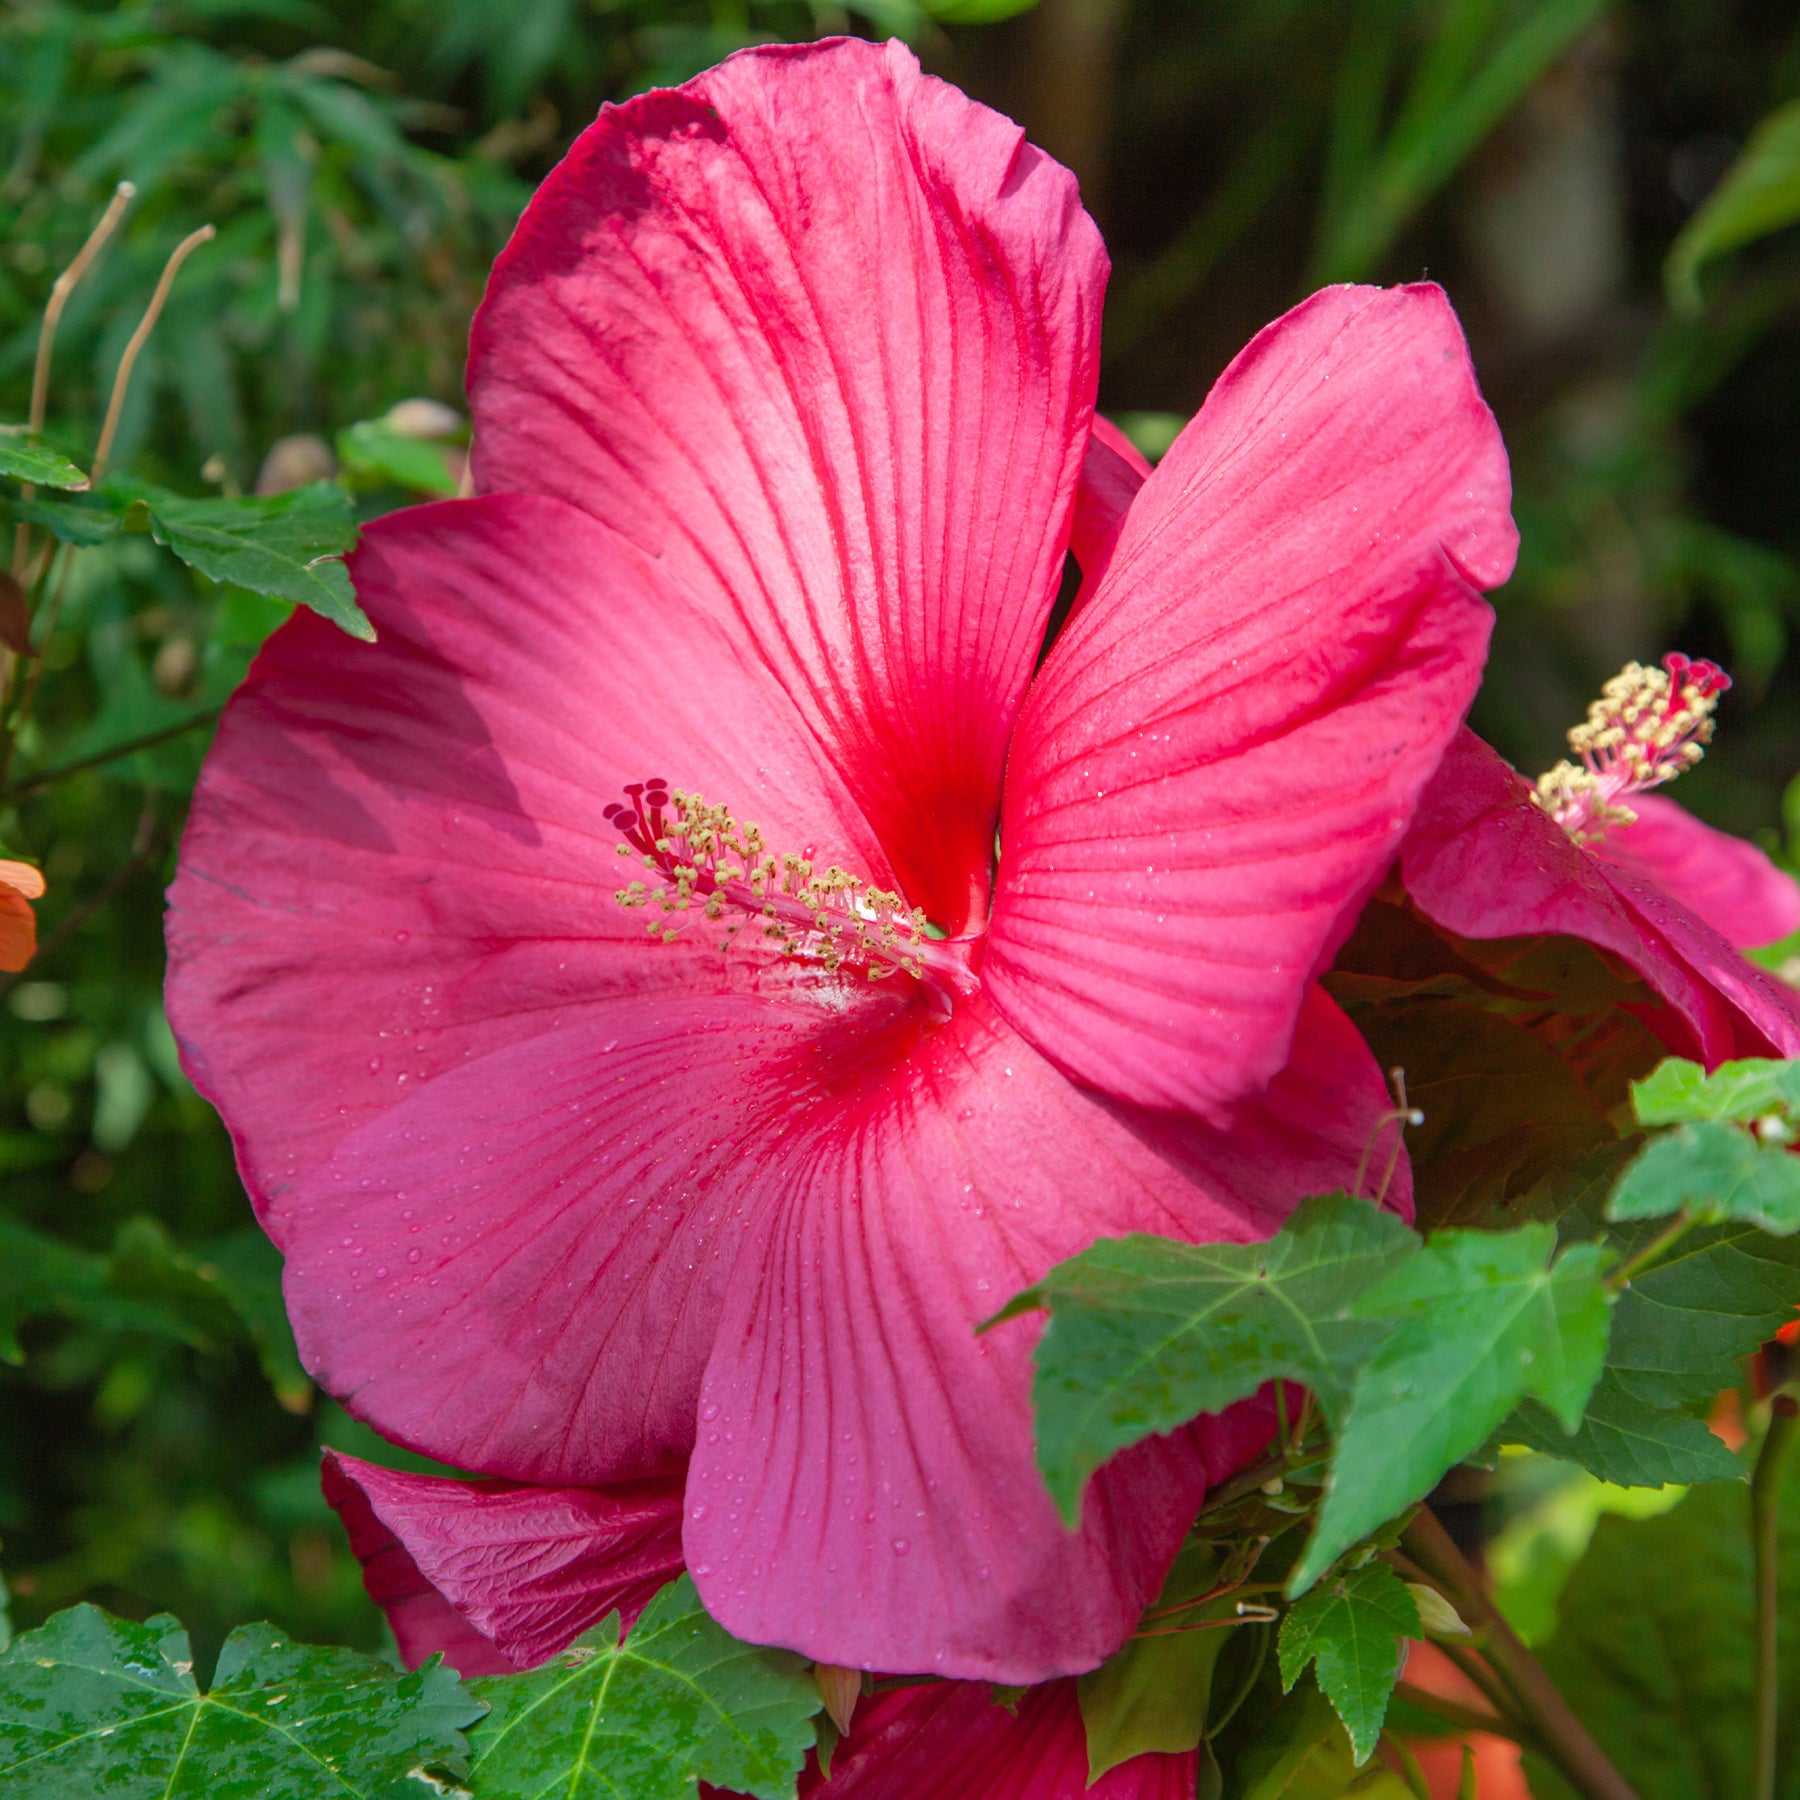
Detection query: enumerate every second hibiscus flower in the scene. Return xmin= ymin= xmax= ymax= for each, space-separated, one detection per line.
xmin=165 ymin=37 xmax=1516 ymax=1684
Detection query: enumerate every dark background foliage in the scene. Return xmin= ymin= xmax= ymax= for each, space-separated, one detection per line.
xmin=2 ymin=0 xmax=1798 ymax=1670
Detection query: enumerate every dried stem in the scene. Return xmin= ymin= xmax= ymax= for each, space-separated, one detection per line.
xmin=1753 ymin=1396 xmax=1798 ymax=1800
xmin=90 ymin=224 xmax=215 ymax=485
xmin=10 ymin=182 xmax=135 ymax=577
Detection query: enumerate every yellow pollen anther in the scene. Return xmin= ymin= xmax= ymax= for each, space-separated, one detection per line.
xmin=604 ymin=781 xmax=932 ymax=982
xmin=1532 ymin=652 xmax=1730 ymax=845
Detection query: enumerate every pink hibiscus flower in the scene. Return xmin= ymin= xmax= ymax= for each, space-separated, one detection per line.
xmin=324 ymin=1452 xmax=1192 ymax=1798
xmin=165 ymin=37 xmax=1515 ymax=1679
xmin=1396 ymin=659 xmax=1800 ymax=1063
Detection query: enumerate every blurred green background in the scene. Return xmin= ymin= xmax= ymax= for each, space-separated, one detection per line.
xmin=3 ymin=0 xmax=1800 ymax=1670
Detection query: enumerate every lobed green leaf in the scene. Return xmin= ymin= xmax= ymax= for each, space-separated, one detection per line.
xmin=467 ymin=1574 xmax=819 ymax=1800
xmin=1002 ymin=1195 xmax=1418 ymax=1524
xmin=1277 ymin=1562 xmax=1419 ymax=1764
xmin=1292 ymin=1227 xmax=1612 ymax=1592
xmin=1505 ymin=1372 xmax=1743 ymax=1489
xmin=1631 ymin=1055 xmax=1800 ymax=1127
xmin=0 ymin=1604 xmax=480 ymax=1797
xmin=1608 ymin=1119 xmax=1800 ymax=1233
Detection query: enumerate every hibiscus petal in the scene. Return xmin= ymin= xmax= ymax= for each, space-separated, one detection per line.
xmin=280 ymin=984 xmax=910 ymax=1483
xmin=800 ymin=1679 xmax=1193 ymax=1800
xmin=467 ymin=38 xmax=1105 ymax=932
xmin=684 ymin=989 xmax=1398 ymax=1682
xmin=987 ymin=284 xmax=1514 ymax=1116
xmin=166 ymin=494 xmax=893 ymax=1223
xmin=1068 ymin=417 xmax=1152 ymax=602
xmin=1595 ymin=792 xmax=1800 ymax=949
xmin=321 ymin=1451 xmax=683 ymax=1673
xmin=1401 ymin=730 xmax=1800 ymax=1060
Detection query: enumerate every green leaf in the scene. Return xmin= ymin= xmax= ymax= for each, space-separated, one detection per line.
xmin=1667 ymin=97 xmax=1800 ymax=310
xmin=0 ymin=440 xmax=87 ymax=491
xmin=128 ymin=483 xmax=372 ymax=641
xmin=922 ymin=0 xmax=1043 ymax=20
xmin=1505 ymin=1371 xmax=1744 ymax=1488
xmin=0 ymin=1603 xmax=481 ymax=1796
xmin=199 ymin=1230 xmax=312 ymax=1411
xmin=1005 ymin=1196 xmax=1418 ymax=1524
xmin=1331 ymin=996 xmax=1619 ymax=1232
xmin=0 ymin=1219 xmax=207 ymax=1364
xmin=1605 ymin=1221 xmax=1800 ymax=1408
xmin=0 ymin=497 xmax=122 ymax=546
xmin=1631 ymin=1055 xmax=1800 ymax=1126
xmin=1221 ymin=1677 xmax=1411 ymax=1799
xmin=1278 ymin=1562 xmax=1420 ymax=1764
xmin=336 ymin=420 xmax=460 ymax=497
xmin=1528 ymin=1456 xmax=1800 ymax=1797
xmin=1293 ymin=1227 xmax=1612 ymax=1592
xmin=1608 ymin=1120 xmax=1800 ymax=1233
xmin=467 ymin=1574 xmax=818 ymax=1800
xmin=1076 ymin=1542 xmax=1236 ymax=1779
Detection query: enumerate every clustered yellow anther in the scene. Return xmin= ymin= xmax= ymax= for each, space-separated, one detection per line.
xmin=605 ymin=781 xmax=930 ymax=980
xmin=1532 ymin=652 xmax=1730 ymax=845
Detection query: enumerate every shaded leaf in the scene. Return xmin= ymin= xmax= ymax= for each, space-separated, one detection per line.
xmin=1004 ymin=1196 xmax=1417 ymax=1524
xmin=1278 ymin=1562 xmax=1419 ymax=1764
xmin=1078 ymin=1542 xmax=1235 ymax=1780
xmin=467 ymin=1574 xmax=818 ymax=1800
xmin=1334 ymin=997 xmax=1618 ymax=1232
xmin=1605 ymin=1221 xmax=1800 ymax=1408
xmin=1609 ymin=1120 xmax=1800 ymax=1233
xmin=0 ymin=1219 xmax=205 ymax=1364
xmin=0 ymin=440 xmax=87 ymax=491
xmin=1667 ymin=97 xmax=1800 ymax=309
xmin=1293 ymin=1227 xmax=1612 ymax=1591
xmin=1528 ymin=1458 xmax=1800 ymax=1798
xmin=0 ymin=497 xmax=122 ymax=547
xmin=1506 ymin=1371 xmax=1744 ymax=1488
xmin=0 ymin=1603 xmax=480 ymax=1796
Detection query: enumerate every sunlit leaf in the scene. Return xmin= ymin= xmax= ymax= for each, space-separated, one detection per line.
xmin=0 ymin=1604 xmax=480 ymax=1796
xmin=467 ymin=1575 xmax=818 ymax=1800
xmin=1293 ymin=1227 xmax=1612 ymax=1592
xmin=0 ymin=441 xmax=87 ymax=491
xmin=1608 ymin=1120 xmax=1800 ymax=1234
xmin=1277 ymin=1562 xmax=1419 ymax=1764
xmin=1631 ymin=1055 xmax=1800 ymax=1127
xmin=129 ymin=482 xmax=372 ymax=640
xmin=1001 ymin=1196 xmax=1417 ymax=1524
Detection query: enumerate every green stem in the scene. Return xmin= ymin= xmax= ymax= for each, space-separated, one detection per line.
xmin=1 ymin=706 xmax=220 ymax=798
xmin=1391 ymin=1679 xmax=1522 ymax=1743
xmin=1605 ymin=1209 xmax=1699 ymax=1293
xmin=1400 ymin=1510 xmax=1641 ymax=1800
xmin=1753 ymin=1397 xmax=1798 ymax=1800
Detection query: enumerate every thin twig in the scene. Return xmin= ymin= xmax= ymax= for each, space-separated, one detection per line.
xmin=1753 ymin=1396 xmax=1798 ymax=1800
xmin=2 ymin=707 xmax=220 ymax=799
xmin=90 ymin=224 xmax=215 ymax=484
